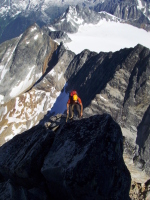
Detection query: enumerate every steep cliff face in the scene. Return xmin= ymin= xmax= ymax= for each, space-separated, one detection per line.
xmin=0 ymin=114 xmax=131 ymax=200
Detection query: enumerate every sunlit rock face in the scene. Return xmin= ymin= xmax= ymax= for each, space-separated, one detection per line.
xmin=0 ymin=24 xmax=75 ymax=146
xmin=0 ymin=23 xmax=53 ymax=104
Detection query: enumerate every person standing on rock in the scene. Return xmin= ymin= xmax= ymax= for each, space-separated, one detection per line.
xmin=66 ymin=90 xmax=83 ymax=122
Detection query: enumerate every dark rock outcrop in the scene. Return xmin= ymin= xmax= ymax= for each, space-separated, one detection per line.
xmin=0 ymin=114 xmax=131 ymax=200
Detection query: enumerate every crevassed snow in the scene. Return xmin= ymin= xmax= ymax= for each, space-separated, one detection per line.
xmin=66 ymin=20 xmax=150 ymax=54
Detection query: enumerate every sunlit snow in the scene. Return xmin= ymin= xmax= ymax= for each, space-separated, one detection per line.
xmin=66 ymin=20 xmax=150 ymax=54
xmin=31 ymin=27 xmax=37 ymax=32
xmin=5 ymin=134 xmax=14 ymax=142
xmin=48 ymin=26 xmax=56 ymax=31
xmin=100 ymin=95 xmax=108 ymax=102
xmin=49 ymin=69 xmax=56 ymax=76
xmin=34 ymin=34 xmax=39 ymax=40
xmin=137 ymin=0 xmax=144 ymax=9
xmin=58 ymin=72 xmax=63 ymax=80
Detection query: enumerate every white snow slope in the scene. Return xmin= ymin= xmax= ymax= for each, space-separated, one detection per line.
xmin=65 ymin=19 xmax=150 ymax=54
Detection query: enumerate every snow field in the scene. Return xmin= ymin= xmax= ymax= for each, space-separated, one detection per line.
xmin=66 ymin=20 xmax=150 ymax=54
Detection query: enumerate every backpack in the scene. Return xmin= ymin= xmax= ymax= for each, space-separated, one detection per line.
xmin=69 ymin=90 xmax=78 ymax=101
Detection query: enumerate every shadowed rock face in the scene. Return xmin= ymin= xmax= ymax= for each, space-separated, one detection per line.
xmin=65 ymin=44 xmax=150 ymax=184
xmin=0 ymin=114 xmax=131 ymax=200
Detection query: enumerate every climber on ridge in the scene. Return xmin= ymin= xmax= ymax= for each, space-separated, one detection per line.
xmin=66 ymin=90 xmax=83 ymax=122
